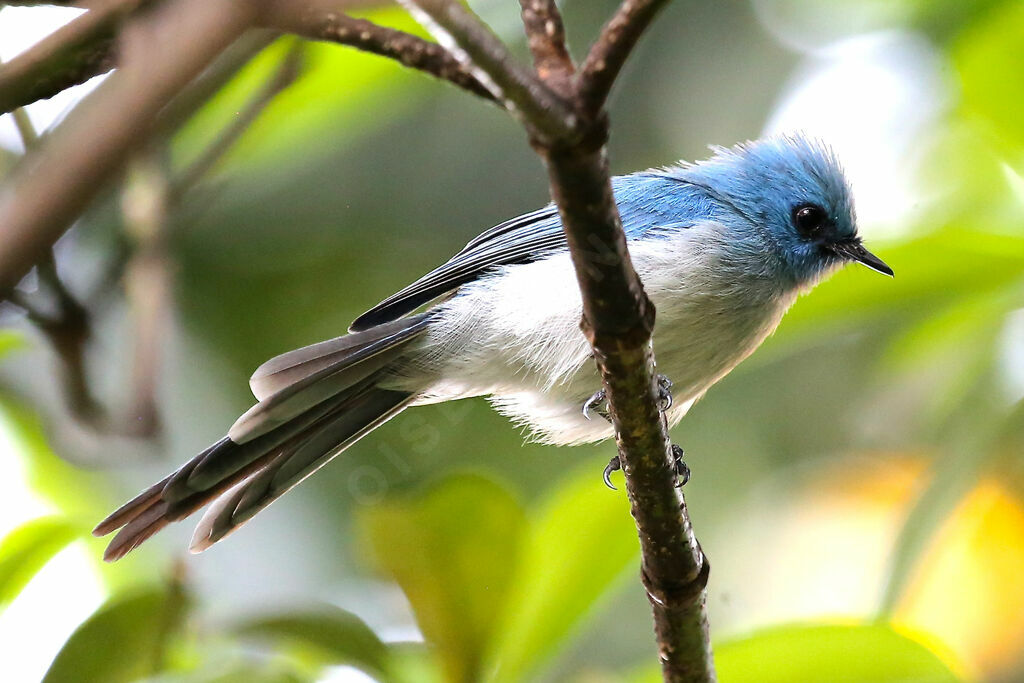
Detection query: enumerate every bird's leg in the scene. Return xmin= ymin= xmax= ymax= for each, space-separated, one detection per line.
xmin=590 ymin=374 xmax=689 ymax=490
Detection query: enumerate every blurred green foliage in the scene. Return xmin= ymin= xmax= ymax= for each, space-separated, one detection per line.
xmin=1 ymin=0 xmax=1022 ymax=681
xmin=0 ymin=517 xmax=80 ymax=612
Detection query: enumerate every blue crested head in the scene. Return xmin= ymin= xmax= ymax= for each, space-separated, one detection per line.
xmin=665 ymin=134 xmax=892 ymax=285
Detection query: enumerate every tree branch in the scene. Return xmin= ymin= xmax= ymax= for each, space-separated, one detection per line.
xmin=259 ymin=2 xmax=494 ymax=102
xmin=518 ymin=0 xmax=574 ymax=95
xmin=577 ymin=0 xmax=671 ymax=114
xmin=541 ymin=114 xmax=714 ymax=683
xmin=0 ymin=0 xmax=143 ymax=115
xmin=402 ymin=0 xmax=577 ymax=144
xmin=3 ymin=99 xmax=106 ymax=426
xmin=0 ymin=0 xmax=713 ymax=675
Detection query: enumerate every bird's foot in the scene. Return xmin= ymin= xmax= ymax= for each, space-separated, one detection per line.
xmin=583 ymin=374 xmax=673 ymax=421
xmin=602 ymin=444 xmax=689 ymax=491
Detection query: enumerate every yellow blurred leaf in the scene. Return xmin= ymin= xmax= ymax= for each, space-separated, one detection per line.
xmin=896 ymin=479 xmax=1024 ymax=678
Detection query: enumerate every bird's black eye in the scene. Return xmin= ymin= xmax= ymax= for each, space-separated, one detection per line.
xmin=792 ymin=203 xmax=828 ymax=239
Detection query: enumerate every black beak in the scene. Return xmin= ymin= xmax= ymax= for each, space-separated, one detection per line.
xmin=828 ymin=240 xmax=894 ymax=277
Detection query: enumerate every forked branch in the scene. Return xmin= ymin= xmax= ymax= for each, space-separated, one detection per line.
xmin=0 ymin=1 xmax=713 ymax=679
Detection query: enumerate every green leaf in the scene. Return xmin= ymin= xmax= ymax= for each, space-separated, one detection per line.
xmin=43 ymin=583 xmax=189 ymax=683
xmin=0 ymin=516 xmax=81 ymax=612
xmin=234 ymin=605 xmax=389 ymax=677
xmin=357 ymin=474 xmax=527 ymax=683
xmin=485 ymin=463 xmax=639 ymax=683
xmin=629 ymin=622 xmax=961 ymax=683
xmin=716 ymin=623 xmax=961 ymax=683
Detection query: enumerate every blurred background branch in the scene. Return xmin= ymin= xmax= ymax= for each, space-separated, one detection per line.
xmin=0 ymin=0 xmax=256 ymax=299
xmin=0 ymin=0 xmax=142 ymax=115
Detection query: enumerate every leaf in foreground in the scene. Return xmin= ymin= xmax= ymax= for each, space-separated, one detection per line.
xmin=631 ymin=622 xmax=961 ymax=683
xmin=234 ymin=605 xmax=389 ymax=678
xmin=0 ymin=516 xmax=80 ymax=612
xmin=43 ymin=584 xmax=188 ymax=683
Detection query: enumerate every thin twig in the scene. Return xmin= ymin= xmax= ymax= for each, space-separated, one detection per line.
xmin=577 ymin=0 xmax=671 ymax=114
xmin=0 ymin=0 xmax=142 ymax=114
xmin=11 ymin=108 xmax=39 ymax=148
xmin=259 ymin=1 xmax=494 ymax=102
xmin=518 ymin=0 xmax=574 ymax=95
xmin=3 ymin=99 xmax=106 ymax=427
xmin=153 ymin=30 xmax=280 ymax=141
xmin=122 ymin=45 xmax=303 ymax=435
xmin=4 ymin=1 xmax=93 ymax=6
xmin=402 ymin=0 xmax=577 ymax=144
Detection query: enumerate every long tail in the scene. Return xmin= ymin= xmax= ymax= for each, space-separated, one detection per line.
xmin=94 ymin=315 xmax=430 ymax=561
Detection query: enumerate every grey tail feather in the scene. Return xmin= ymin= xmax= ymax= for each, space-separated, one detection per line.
xmin=94 ymin=316 xmax=430 ymax=562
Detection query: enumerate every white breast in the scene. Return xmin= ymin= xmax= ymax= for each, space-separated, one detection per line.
xmin=400 ymin=223 xmax=797 ymax=445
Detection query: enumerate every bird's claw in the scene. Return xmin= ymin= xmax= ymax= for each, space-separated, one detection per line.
xmin=657 ymin=374 xmax=674 ymax=412
xmin=603 ymin=455 xmax=621 ymax=490
xmin=582 ymin=388 xmax=607 ymax=421
xmin=672 ymin=444 xmax=690 ymax=487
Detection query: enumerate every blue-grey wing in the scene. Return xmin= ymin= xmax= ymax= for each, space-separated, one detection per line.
xmin=349 ymin=173 xmax=707 ymax=332
xmin=349 ymin=205 xmax=564 ymax=331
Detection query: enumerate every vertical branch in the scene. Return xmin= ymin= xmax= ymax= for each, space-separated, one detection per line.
xmin=3 ymin=94 xmax=105 ymax=426
xmin=541 ymin=124 xmax=714 ymax=683
xmin=121 ymin=150 xmax=171 ymax=437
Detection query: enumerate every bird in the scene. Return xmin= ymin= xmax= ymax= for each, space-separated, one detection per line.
xmin=94 ymin=134 xmax=892 ymax=561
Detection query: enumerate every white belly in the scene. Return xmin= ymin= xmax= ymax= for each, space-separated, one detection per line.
xmin=399 ymin=224 xmax=797 ymax=445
